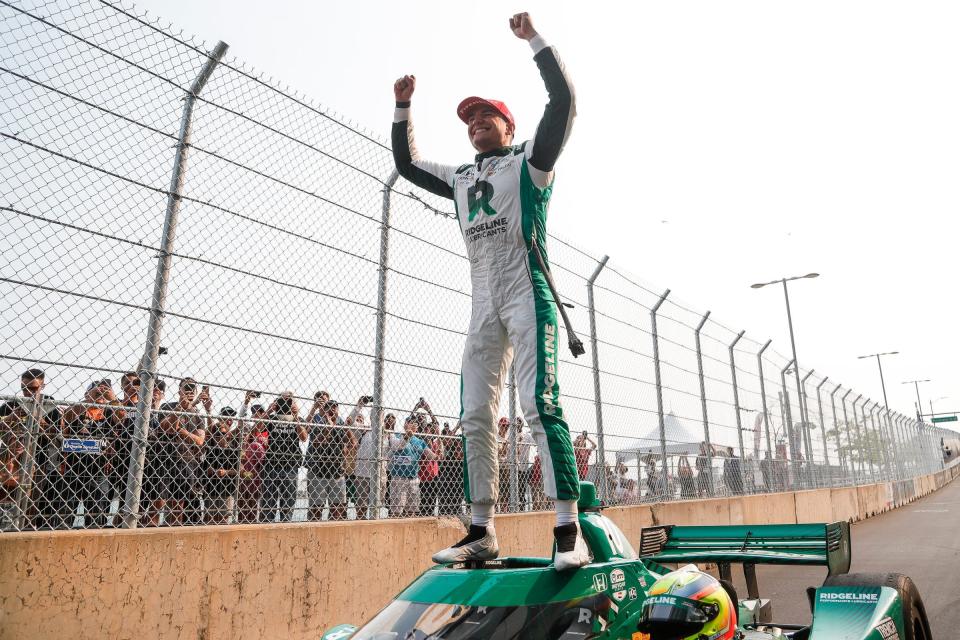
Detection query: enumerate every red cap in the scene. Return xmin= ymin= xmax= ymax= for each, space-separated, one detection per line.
xmin=457 ymin=96 xmax=515 ymax=128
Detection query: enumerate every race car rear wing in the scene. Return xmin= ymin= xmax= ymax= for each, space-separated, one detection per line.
xmin=638 ymin=521 xmax=851 ymax=576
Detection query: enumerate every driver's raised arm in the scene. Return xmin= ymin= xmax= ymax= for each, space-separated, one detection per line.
xmin=391 ymin=75 xmax=458 ymax=199
xmin=517 ymin=15 xmax=576 ymax=188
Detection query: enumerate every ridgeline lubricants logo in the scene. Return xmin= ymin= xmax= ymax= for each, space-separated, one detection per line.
xmin=818 ymin=591 xmax=879 ymax=603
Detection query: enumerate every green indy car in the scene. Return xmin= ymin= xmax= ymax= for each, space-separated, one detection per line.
xmin=321 ymin=482 xmax=932 ymax=640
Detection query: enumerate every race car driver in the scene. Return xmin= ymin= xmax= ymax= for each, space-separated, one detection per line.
xmin=391 ymin=12 xmax=590 ymax=570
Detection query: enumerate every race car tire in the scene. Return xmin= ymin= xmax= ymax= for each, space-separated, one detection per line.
xmin=822 ymin=573 xmax=931 ymax=640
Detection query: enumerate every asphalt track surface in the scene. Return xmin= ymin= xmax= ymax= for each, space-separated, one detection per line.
xmin=723 ymin=476 xmax=960 ymax=638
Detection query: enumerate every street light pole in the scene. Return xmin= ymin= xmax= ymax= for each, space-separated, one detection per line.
xmin=751 ymin=273 xmax=819 ymax=435
xmin=902 ymin=379 xmax=930 ymax=422
xmin=858 ymin=351 xmax=897 ymax=410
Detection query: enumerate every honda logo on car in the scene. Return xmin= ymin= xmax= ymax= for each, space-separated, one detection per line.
xmin=593 ymin=573 xmax=608 ymax=592
xmin=819 ymin=591 xmax=879 ymax=602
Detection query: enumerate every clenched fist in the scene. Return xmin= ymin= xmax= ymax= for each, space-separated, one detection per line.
xmin=394 ymin=75 xmax=416 ymax=102
xmin=509 ymin=12 xmax=538 ymax=41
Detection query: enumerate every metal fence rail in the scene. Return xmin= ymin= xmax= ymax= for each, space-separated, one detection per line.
xmin=1 ymin=0 xmax=953 ymax=531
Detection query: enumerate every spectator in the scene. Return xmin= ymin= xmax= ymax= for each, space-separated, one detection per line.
xmin=344 ymin=414 xmax=363 ymax=511
xmin=414 ymin=400 xmax=442 ymax=516
xmin=305 ymin=390 xmax=330 ymax=424
xmin=496 ymin=417 xmax=511 ymax=512
xmin=723 ymin=446 xmax=744 ymax=496
xmin=573 ymin=431 xmax=596 ymax=481
xmin=612 ymin=462 xmax=636 ymax=505
xmin=0 ymin=425 xmax=24 ymax=530
xmin=0 ymin=369 xmax=63 ymax=530
xmin=236 ymin=406 xmax=267 ymax=524
xmin=353 ymin=413 xmax=395 ymax=520
xmin=203 ymin=407 xmax=239 ymax=524
xmin=259 ymin=392 xmax=306 ymax=523
xmin=516 ymin=420 xmax=535 ymax=511
xmin=759 ymin=450 xmax=773 ymax=493
xmin=61 ymin=380 xmax=121 ymax=528
xmin=645 ymin=458 xmax=664 ymax=499
xmin=141 ymin=378 xmax=170 ymax=527
xmin=101 ymin=371 xmax=142 ymax=527
xmin=387 ymin=414 xmax=436 ymax=517
xmin=307 ymin=395 xmax=368 ymax=519
xmin=436 ymin=422 xmax=463 ymax=516
xmin=305 ymin=399 xmax=356 ymax=521
xmin=530 ymin=454 xmax=547 ymax=510
xmin=677 ymin=455 xmax=696 ymax=499
xmin=157 ymin=378 xmax=210 ymax=526
xmin=695 ymin=442 xmax=711 ymax=497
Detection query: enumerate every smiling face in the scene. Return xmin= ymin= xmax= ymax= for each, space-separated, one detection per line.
xmin=466 ymin=105 xmax=514 ymax=152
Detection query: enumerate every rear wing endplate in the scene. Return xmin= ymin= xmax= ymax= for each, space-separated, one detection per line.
xmin=639 ymin=521 xmax=851 ymax=576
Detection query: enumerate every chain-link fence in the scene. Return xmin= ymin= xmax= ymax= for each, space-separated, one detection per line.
xmin=1 ymin=0 xmax=955 ymax=531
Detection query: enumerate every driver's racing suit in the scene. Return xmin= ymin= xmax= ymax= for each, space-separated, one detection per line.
xmin=392 ymin=35 xmax=579 ymax=505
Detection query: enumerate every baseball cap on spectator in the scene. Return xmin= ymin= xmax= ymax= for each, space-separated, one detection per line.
xmin=154 ymin=379 xmax=166 ymax=392
xmin=456 ymin=97 xmax=515 ymax=129
xmin=221 ymin=407 xmax=237 ymax=417
xmin=86 ymin=379 xmax=111 ymax=393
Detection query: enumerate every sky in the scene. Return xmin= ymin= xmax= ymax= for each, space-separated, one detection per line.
xmin=133 ymin=0 xmax=959 ymax=421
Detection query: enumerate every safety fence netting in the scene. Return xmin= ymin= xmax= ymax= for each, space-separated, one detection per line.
xmin=0 ymin=0 xmax=951 ymax=531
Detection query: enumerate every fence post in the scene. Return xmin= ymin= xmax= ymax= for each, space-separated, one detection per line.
xmin=800 ymin=369 xmax=816 ymax=487
xmin=852 ymin=394 xmax=866 ymax=482
xmin=508 ymin=365 xmax=519 ymax=512
xmin=586 ymin=256 xmax=609 ymax=503
xmin=779 ymin=360 xmax=797 ymax=488
xmin=756 ymin=341 xmax=775 ymax=493
xmin=122 ymin=41 xmax=229 ymax=529
xmin=828 ymin=384 xmax=843 ymax=480
xmin=900 ymin=415 xmax=911 ymax=478
xmin=878 ymin=405 xmax=894 ymax=481
xmin=728 ymin=331 xmax=747 ymax=492
xmin=867 ymin=403 xmax=880 ymax=482
xmin=650 ymin=288 xmax=671 ymax=500
xmin=367 ymin=170 xmax=400 ymax=520
xmin=839 ymin=389 xmax=853 ymax=484
xmin=695 ymin=311 xmax=714 ymax=496
xmin=14 ymin=396 xmax=43 ymax=530
xmin=880 ymin=405 xmax=897 ymax=481
xmin=815 ymin=377 xmax=830 ymax=484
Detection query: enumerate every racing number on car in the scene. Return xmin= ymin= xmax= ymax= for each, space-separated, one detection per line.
xmin=467 ymin=180 xmax=496 ymax=222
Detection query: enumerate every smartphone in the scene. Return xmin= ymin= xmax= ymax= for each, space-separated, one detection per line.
xmin=252 ymin=391 xmax=261 ymax=398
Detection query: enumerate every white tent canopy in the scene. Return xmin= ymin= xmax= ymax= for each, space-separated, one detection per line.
xmin=615 ymin=412 xmax=722 ymax=463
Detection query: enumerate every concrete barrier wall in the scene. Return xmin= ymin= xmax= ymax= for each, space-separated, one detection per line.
xmin=2 ymin=468 xmax=957 ymax=640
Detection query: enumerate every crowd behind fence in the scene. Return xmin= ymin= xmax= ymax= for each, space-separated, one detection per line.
xmin=1 ymin=0 xmax=956 ymax=532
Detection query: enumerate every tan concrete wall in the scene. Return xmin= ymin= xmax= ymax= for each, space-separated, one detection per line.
xmin=2 ymin=470 xmax=956 ymax=640
xmin=793 ymin=489 xmax=834 ymax=523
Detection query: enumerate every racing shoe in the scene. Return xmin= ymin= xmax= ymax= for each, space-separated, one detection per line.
xmin=432 ymin=524 xmax=499 ymax=564
xmin=553 ymin=522 xmax=592 ymax=571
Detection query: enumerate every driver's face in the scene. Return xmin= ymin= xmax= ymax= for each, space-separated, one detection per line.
xmin=467 ymin=106 xmax=513 ymax=152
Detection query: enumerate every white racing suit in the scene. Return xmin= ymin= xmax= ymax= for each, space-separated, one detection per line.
xmin=392 ymin=35 xmax=579 ymax=505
